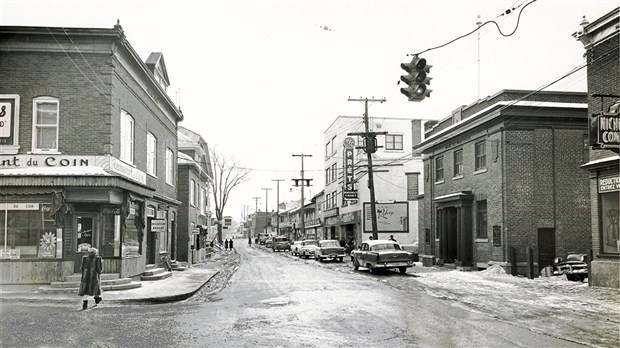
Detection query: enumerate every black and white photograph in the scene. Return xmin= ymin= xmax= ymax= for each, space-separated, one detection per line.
xmin=0 ymin=0 xmax=618 ymax=347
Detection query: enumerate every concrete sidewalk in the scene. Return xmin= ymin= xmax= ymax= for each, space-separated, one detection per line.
xmin=0 ymin=261 xmax=221 ymax=305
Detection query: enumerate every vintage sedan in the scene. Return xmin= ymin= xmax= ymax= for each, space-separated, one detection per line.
xmin=298 ymin=239 xmax=319 ymax=259
xmin=553 ymin=254 xmax=588 ymax=281
xmin=351 ymin=240 xmax=415 ymax=274
xmin=315 ymin=239 xmax=345 ymax=262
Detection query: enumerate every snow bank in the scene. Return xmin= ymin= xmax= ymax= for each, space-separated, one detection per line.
xmin=479 ymin=264 xmax=511 ymax=278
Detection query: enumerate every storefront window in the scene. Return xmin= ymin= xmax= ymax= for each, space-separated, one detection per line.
xmin=0 ymin=203 xmax=57 ymax=259
xmin=123 ymin=208 xmax=140 ymax=258
xmin=101 ymin=207 xmax=121 ymax=257
xmin=601 ymin=191 xmax=619 ymax=254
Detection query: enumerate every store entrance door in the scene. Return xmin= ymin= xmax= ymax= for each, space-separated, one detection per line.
xmin=74 ymin=214 xmax=97 ymax=273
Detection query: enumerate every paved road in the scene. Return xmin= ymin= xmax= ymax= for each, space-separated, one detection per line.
xmin=0 ymin=244 xmax=586 ymax=348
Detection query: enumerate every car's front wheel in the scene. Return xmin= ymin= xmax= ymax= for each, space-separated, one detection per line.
xmin=368 ymin=264 xmax=377 ymax=274
xmin=352 ymin=258 xmax=360 ymax=270
xmin=399 ymin=267 xmax=407 ymax=274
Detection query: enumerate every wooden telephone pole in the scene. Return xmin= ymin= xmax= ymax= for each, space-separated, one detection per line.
xmin=347 ymin=97 xmax=386 ymax=240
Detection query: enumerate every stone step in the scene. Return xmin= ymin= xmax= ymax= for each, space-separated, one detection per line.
xmin=65 ymin=273 xmax=120 ymax=282
xmin=143 ymin=268 xmax=166 ymax=277
xmin=50 ymin=278 xmax=132 ymax=288
xmin=39 ymin=279 xmax=142 ymax=294
xmin=141 ymin=271 xmax=172 ymax=281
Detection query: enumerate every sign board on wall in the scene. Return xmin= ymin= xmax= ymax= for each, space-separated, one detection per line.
xmin=599 ymin=174 xmax=620 ymax=193
xmin=150 ymin=219 xmax=166 ymax=233
xmin=363 ymin=202 xmax=409 ymax=233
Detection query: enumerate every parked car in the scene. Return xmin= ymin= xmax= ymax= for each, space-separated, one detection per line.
xmin=553 ymin=254 xmax=588 ymax=281
xmin=298 ymin=239 xmax=319 ymax=259
xmin=264 ymin=237 xmax=273 ymax=248
xmin=258 ymin=233 xmax=270 ymax=245
xmin=315 ymin=239 xmax=345 ymax=262
xmin=290 ymin=241 xmax=303 ymax=256
xmin=351 ymin=240 xmax=416 ymax=274
xmin=400 ymin=241 xmax=419 ymax=262
xmin=272 ymin=236 xmax=290 ymax=252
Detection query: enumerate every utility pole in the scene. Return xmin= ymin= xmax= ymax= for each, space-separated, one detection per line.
xmin=243 ymin=204 xmax=249 ymax=239
xmin=272 ymin=179 xmax=285 ymax=235
xmin=292 ymin=154 xmax=312 ymax=240
xmin=347 ymin=97 xmax=386 ymax=240
xmin=476 ymin=15 xmax=482 ymax=100
xmin=261 ymin=187 xmax=272 ymax=236
xmin=252 ymin=196 xmax=261 ymax=243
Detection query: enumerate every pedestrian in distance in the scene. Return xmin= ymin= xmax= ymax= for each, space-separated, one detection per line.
xmin=78 ymin=247 xmax=103 ymax=310
xmin=229 ymin=238 xmax=234 ymax=250
xmin=224 ymin=238 xmax=229 ymax=250
xmin=389 ymin=235 xmax=397 ymax=242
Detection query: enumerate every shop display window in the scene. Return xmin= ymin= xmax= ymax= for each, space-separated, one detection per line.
xmin=123 ymin=208 xmax=140 ymax=258
xmin=101 ymin=207 xmax=121 ymax=257
xmin=601 ymin=191 xmax=620 ymax=254
xmin=0 ymin=204 xmax=58 ymax=259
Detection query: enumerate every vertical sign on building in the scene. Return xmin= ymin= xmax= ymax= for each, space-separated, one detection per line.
xmin=343 ymin=137 xmax=357 ymax=200
xmin=0 ymin=95 xmax=19 ymax=151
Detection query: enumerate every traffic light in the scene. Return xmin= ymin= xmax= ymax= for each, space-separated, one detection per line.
xmin=400 ymin=56 xmax=432 ymax=102
xmin=365 ymin=134 xmax=377 ymax=153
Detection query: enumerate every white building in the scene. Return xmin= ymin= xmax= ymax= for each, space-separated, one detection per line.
xmin=323 ymin=116 xmax=424 ymax=248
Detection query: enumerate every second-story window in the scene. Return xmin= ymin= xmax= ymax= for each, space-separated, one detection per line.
xmin=120 ymin=110 xmax=134 ymax=164
xmin=453 ymin=149 xmax=463 ymax=177
xmin=190 ymin=179 xmax=196 ymax=206
xmin=475 ymin=141 xmax=486 ymax=171
xmin=165 ymin=148 xmax=174 ymax=185
xmin=435 ymin=156 xmax=444 ymax=182
xmin=386 ymin=134 xmax=403 ymax=150
xmin=32 ymin=97 xmax=59 ymax=152
xmin=147 ymin=132 xmax=157 ymax=176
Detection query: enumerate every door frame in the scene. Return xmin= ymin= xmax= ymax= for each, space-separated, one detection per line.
xmin=73 ymin=213 xmax=98 ymax=273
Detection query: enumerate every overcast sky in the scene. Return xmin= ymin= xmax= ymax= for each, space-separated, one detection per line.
xmin=1 ymin=0 xmax=616 ymax=220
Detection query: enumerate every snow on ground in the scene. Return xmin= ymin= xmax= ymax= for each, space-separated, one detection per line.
xmin=402 ymin=265 xmax=620 ymax=348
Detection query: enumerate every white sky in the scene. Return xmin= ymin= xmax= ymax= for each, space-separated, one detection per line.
xmin=1 ymin=0 xmax=616 ymax=220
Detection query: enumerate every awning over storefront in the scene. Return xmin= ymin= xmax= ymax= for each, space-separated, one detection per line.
xmin=0 ymin=168 xmax=155 ymax=198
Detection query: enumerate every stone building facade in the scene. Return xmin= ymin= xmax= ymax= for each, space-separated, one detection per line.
xmin=415 ymin=90 xmax=591 ymax=276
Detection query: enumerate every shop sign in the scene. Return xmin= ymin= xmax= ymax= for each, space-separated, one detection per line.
xmin=150 ymin=219 xmax=166 ymax=233
xmin=191 ymin=228 xmax=200 ymax=235
xmin=343 ymin=137 xmax=357 ymax=200
xmin=363 ymin=202 xmax=409 ymax=232
xmin=0 ymin=203 xmax=39 ymax=211
xmin=325 ymin=216 xmax=340 ymax=226
xmin=109 ymin=157 xmax=147 ymax=185
xmin=340 ymin=211 xmax=359 ymax=224
xmin=0 ymin=155 xmax=99 ymax=168
xmin=591 ymin=105 xmax=620 ymax=150
xmin=599 ymin=174 xmax=620 ymax=193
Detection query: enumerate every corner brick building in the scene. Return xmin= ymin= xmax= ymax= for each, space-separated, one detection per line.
xmin=415 ymin=90 xmax=590 ymax=277
xmin=574 ymin=7 xmax=620 ymax=288
xmin=0 ymin=24 xmax=182 ymax=284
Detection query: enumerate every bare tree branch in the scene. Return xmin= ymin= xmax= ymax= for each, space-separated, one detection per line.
xmin=208 ymin=147 xmax=251 ymax=242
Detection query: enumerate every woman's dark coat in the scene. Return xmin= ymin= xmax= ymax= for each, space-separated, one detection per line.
xmin=78 ymin=254 xmax=103 ymax=296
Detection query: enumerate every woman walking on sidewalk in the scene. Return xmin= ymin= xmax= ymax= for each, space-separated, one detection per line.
xmin=78 ymin=247 xmax=103 ymax=310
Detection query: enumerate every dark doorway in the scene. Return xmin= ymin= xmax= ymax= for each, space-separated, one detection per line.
xmin=74 ymin=214 xmax=97 ymax=273
xmin=146 ymin=217 xmax=157 ymax=265
xmin=538 ymin=228 xmax=556 ymax=271
xmin=445 ymin=207 xmax=458 ymax=262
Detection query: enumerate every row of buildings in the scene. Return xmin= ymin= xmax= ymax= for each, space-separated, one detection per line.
xmin=247 ymin=8 xmax=619 ymax=288
xmin=0 ymin=23 xmax=216 ymax=284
